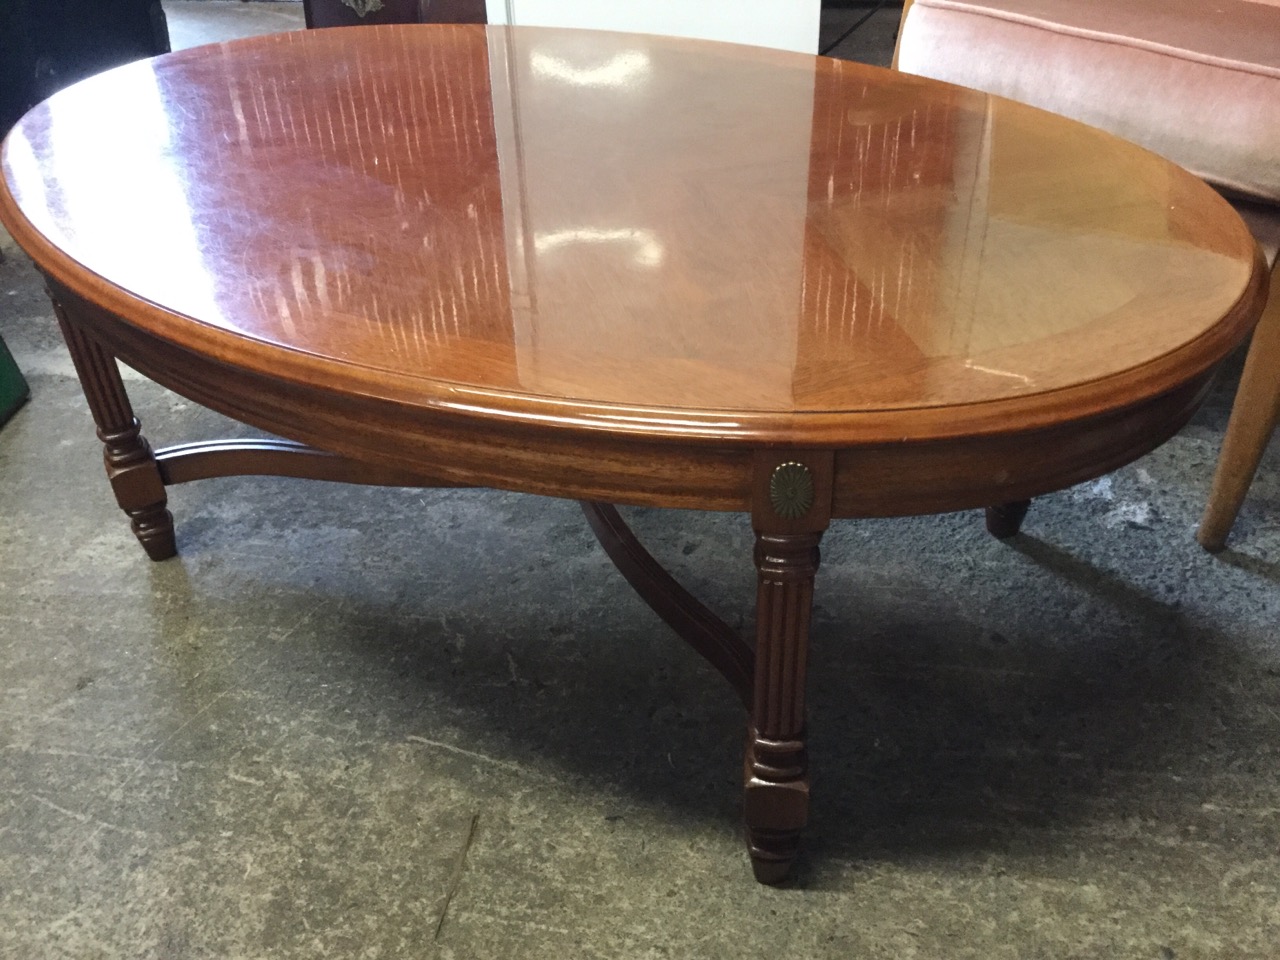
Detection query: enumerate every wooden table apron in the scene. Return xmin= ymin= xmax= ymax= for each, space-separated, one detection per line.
xmin=0 ymin=24 xmax=1267 ymax=884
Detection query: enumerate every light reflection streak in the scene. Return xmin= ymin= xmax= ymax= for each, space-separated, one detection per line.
xmin=43 ymin=65 xmax=218 ymax=320
xmin=439 ymin=400 xmax=743 ymax=434
xmin=534 ymin=226 xmax=665 ymax=266
xmin=530 ymin=51 xmax=651 ymax=88
xmin=963 ymin=361 xmax=1032 ymax=384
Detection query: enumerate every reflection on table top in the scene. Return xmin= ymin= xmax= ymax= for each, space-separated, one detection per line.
xmin=0 ymin=24 xmax=1260 ymax=427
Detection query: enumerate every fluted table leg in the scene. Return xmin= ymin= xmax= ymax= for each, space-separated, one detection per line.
xmin=50 ymin=290 xmax=176 ymax=560
xmin=744 ymin=451 xmax=832 ymax=883
xmin=746 ymin=529 xmax=822 ymax=882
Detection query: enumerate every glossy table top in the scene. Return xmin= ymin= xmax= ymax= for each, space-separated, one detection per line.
xmin=0 ymin=25 xmax=1263 ymax=442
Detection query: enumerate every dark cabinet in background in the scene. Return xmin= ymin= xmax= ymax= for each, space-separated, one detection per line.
xmin=302 ymin=0 xmax=486 ymax=28
xmin=1 ymin=0 xmax=170 ymax=133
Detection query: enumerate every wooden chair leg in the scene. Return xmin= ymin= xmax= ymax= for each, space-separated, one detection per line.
xmin=1198 ymin=261 xmax=1280 ymax=552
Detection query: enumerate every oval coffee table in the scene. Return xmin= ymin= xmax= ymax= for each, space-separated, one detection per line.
xmin=0 ymin=24 xmax=1266 ymax=883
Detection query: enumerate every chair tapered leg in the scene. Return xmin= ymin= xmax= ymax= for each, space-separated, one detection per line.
xmin=1198 ymin=265 xmax=1280 ymax=552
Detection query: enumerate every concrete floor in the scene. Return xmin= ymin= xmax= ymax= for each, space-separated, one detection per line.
xmin=2 ymin=3 xmax=1280 ymax=958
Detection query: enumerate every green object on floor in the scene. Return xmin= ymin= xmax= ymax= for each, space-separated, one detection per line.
xmin=0 ymin=335 xmax=29 ymax=426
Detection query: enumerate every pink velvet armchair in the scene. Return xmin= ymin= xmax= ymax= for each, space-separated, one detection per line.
xmin=895 ymin=0 xmax=1280 ymax=550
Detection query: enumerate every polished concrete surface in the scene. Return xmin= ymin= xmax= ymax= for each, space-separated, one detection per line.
xmin=2 ymin=3 xmax=1279 ymax=958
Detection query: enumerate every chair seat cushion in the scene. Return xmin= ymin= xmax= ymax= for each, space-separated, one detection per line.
xmin=897 ymin=0 xmax=1280 ymax=203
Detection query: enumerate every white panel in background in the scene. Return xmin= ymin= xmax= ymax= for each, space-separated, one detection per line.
xmin=485 ymin=0 xmax=822 ymax=54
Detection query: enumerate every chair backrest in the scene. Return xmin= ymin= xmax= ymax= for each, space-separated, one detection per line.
xmin=892 ymin=0 xmax=1280 ymax=205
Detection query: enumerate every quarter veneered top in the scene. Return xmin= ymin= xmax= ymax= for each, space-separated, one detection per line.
xmin=0 ymin=25 xmax=1262 ymax=442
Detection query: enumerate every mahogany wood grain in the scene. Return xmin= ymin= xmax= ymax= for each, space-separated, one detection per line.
xmin=0 ymin=25 xmax=1268 ymax=883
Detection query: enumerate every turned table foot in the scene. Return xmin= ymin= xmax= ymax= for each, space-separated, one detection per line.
xmin=985 ymin=499 xmax=1031 ymax=539
xmin=745 ymin=728 xmax=809 ymax=883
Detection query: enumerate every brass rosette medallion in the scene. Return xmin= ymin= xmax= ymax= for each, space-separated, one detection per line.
xmin=768 ymin=462 xmax=814 ymax=520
